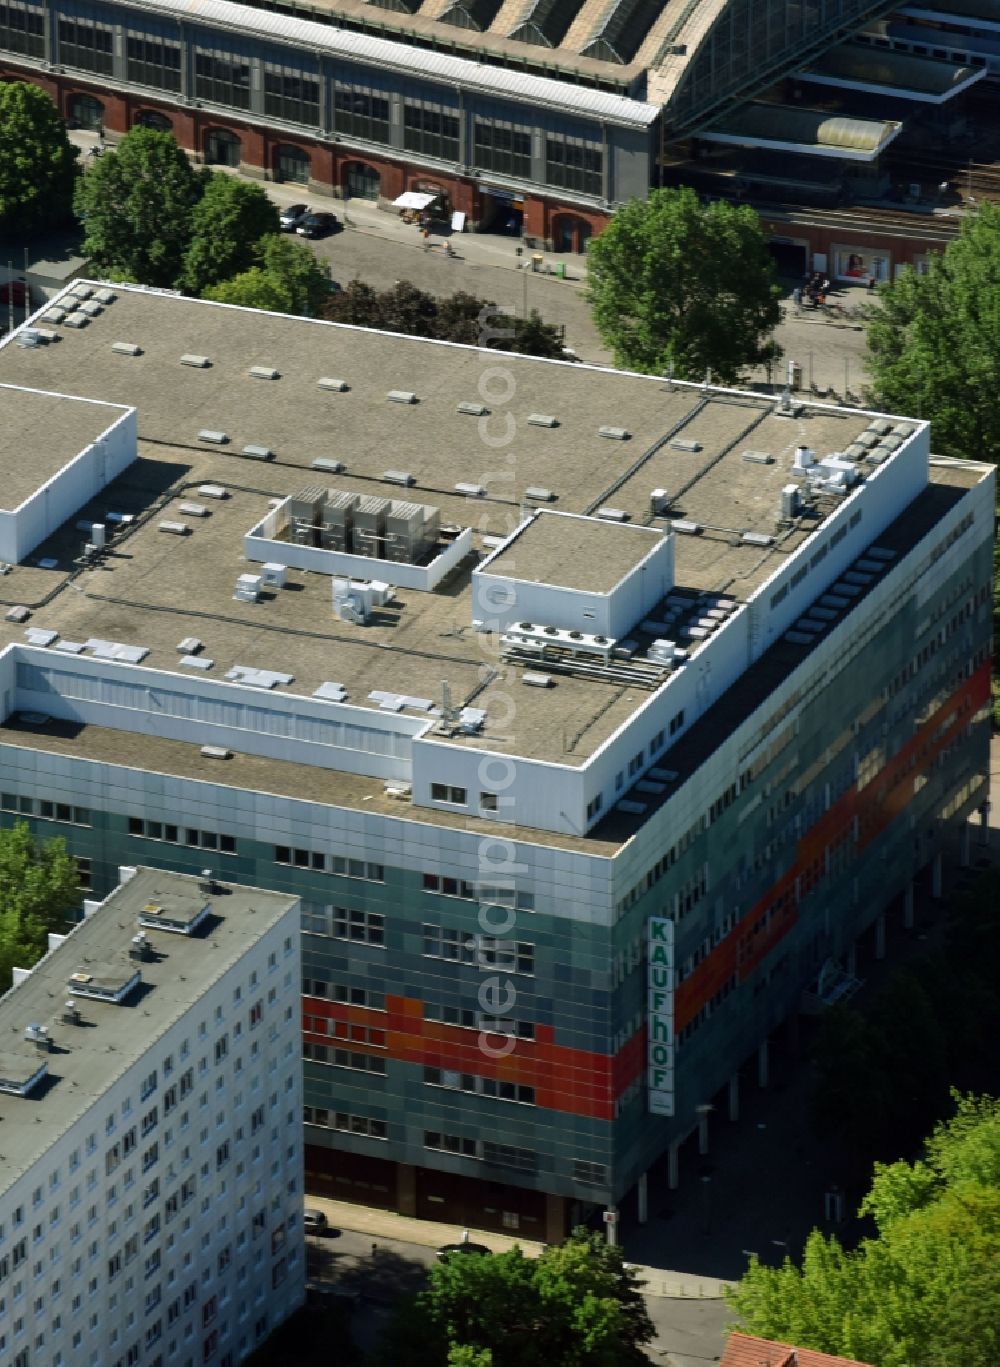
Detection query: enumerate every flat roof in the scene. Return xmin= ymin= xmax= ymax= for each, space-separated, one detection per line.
xmin=0 ymin=868 xmax=298 ymax=1193
xmin=699 ymin=104 xmax=903 ymax=159
xmin=0 ymin=286 xmax=901 ymax=765
xmin=482 ymin=512 xmax=666 ymax=592
xmin=0 ymin=384 xmax=127 ymax=512
xmin=799 ymin=41 xmax=985 ymax=100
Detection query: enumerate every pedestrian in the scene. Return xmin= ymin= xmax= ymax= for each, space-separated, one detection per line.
xmin=792 ymin=286 xmax=802 ymax=307
xmin=867 ymin=275 xmax=876 ymax=293
xmin=371 ymin=1242 xmax=378 ymax=1257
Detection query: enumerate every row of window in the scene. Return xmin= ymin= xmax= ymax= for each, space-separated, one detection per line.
xmin=423 ymin=1004 xmax=534 ymax=1040
xmin=422 ymin=925 xmax=535 ymax=975
xmin=303 ymin=980 xmax=385 ymax=1010
xmin=303 ymin=1017 xmax=386 ymax=1048
xmin=0 ymin=793 xmax=90 ymax=825
xmin=302 ymin=905 xmax=385 ymax=945
xmin=424 ymin=1132 xmax=538 ymax=1173
xmin=128 ymin=817 xmax=236 ymax=852
xmin=304 ymin=1106 xmax=387 ymax=1139
xmin=274 ymin=848 xmax=384 ymax=880
xmin=424 ymin=1066 xmax=535 ymax=1106
xmin=421 ymin=874 xmax=535 ymax=910
xmin=303 ymin=1043 xmax=386 ymax=1074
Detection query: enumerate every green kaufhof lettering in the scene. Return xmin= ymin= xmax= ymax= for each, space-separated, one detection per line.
xmin=647 ymin=916 xmax=675 ymax=1117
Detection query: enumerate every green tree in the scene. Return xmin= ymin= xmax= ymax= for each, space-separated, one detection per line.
xmin=178 ymin=174 xmax=280 ymax=295
xmin=255 ymin=233 xmax=331 ymax=316
xmin=74 ymin=128 xmax=205 ymax=288
xmin=374 ymin=1229 xmax=653 ymax=1367
xmin=0 ymin=82 xmax=78 ymax=238
xmin=324 ymin=281 xmax=566 ymax=358
xmin=586 ymin=187 xmax=781 ymax=382
xmin=866 ymin=203 xmax=1000 ymax=462
xmin=0 ymin=822 xmax=81 ymax=988
xmin=203 ymin=267 xmax=297 ymax=313
xmin=727 ymin=1095 xmax=1000 ymax=1367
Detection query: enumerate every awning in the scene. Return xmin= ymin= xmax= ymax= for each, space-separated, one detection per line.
xmin=697 ymin=103 xmax=903 ymax=161
xmin=797 ymin=41 xmax=986 ymax=102
xmin=392 ymin=192 xmax=438 ymax=210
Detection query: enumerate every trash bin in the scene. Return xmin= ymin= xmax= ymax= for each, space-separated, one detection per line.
xmin=789 ymin=362 xmax=802 ymax=390
xmin=555 ymin=262 xmax=566 ymax=279
xmin=531 ymin=253 xmax=543 ymax=273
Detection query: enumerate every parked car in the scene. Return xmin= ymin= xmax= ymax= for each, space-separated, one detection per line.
xmin=435 ymin=1240 xmax=490 ymax=1261
xmin=279 ymin=203 xmax=310 ymax=232
xmin=303 ymin=1208 xmax=329 ymax=1234
xmin=296 ymin=212 xmax=340 ymax=239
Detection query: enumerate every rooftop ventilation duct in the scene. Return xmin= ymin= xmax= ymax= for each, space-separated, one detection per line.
xmin=598 ymin=426 xmax=630 ymax=441
xmin=111 ymin=342 xmax=142 ymax=356
xmin=248 ymin=365 xmax=280 ymax=380
xmin=197 ymin=430 xmax=228 ymax=445
xmin=387 ymin=390 xmax=417 ymax=404
xmin=242 ymin=444 xmax=274 ymax=461
xmin=527 ymin=414 xmax=558 ymax=428
xmin=318 ymin=377 xmax=349 ymax=392
xmin=671 ymin=438 xmax=702 ymax=453
xmin=181 ymin=354 xmax=211 ymax=368
xmin=457 ymin=401 xmax=489 ymax=416
xmin=383 ymin=470 xmax=415 ymax=486
xmin=524 ymin=486 xmax=553 ymax=501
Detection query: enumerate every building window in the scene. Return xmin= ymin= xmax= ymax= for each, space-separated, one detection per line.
xmin=572 ymin=1159 xmax=606 ymax=1186
xmin=304 ymin=1107 xmax=387 ymax=1139
xmin=194 ymin=49 xmax=251 ymax=109
xmin=430 ymin=783 xmax=467 ymax=805
xmin=58 ymin=18 xmax=113 ymax=74
xmin=403 ymin=103 xmax=459 ymax=161
xmin=423 ymin=1067 xmax=535 ymax=1105
xmin=303 ymin=1044 xmax=386 ymax=1075
xmin=421 ymin=924 xmax=534 ymax=973
xmin=126 ymin=35 xmax=182 ymax=90
xmin=0 ymin=1 xmax=44 ymax=59
xmin=473 ymin=120 xmax=532 ymax=179
xmin=333 ymin=84 xmax=389 ymax=144
xmin=545 ymin=136 xmax=602 ymax=198
xmin=264 ymin=66 xmax=320 ymax=124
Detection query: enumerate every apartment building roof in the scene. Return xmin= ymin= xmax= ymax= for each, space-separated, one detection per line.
xmin=0 ymin=867 xmax=299 ymax=1193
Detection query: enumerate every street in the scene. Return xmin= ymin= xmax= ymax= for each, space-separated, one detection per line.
xmin=64 ymin=127 xmax=874 ymax=393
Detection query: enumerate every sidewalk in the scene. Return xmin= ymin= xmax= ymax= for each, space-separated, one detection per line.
xmin=302 ymin=1193 xmax=730 ymax=1299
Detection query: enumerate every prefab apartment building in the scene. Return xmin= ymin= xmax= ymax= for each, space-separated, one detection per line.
xmin=0 ymin=285 xmax=992 ymax=1242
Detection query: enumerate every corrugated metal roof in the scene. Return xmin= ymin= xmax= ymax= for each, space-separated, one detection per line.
xmin=721 ymin=1332 xmax=875 ymax=1367
xmin=801 ymin=40 xmax=985 ymax=98
xmin=699 ymin=103 xmax=902 ymax=159
xmin=129 ymin=0 xmax=660 ymax=125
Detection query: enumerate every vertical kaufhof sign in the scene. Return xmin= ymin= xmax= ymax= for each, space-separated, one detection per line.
xmin=647 ymin=917 xmax=675 ymax=1116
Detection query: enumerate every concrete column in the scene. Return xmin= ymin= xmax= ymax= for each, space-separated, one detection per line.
xmin=846 ymin=942 xmax=857 ymax=977
xmin=396 ymin=1163 xmax=417 ymax=1218
xmin=931 ymin=850 xmax=943 ymax=900
xmin=960 ymin=822 xmax=972 ymax=868
xmin=903 ymin=881 xmax=915 ymax=931
xmin=728 ymin=1072 xmax=740 ymax=1123
xmin=637 ymin=1172 xmax=648 ymax=1225
xmin=604 ymin=1207 xmax=618 ymax=1247
xmin=979 ymin=802 xmax=990 ymax=844
xmin=757 ymin=1039 xmax=769 ymax=1089
xmin=544 ymin=1193 xmax=565 ymax=1244
xmin=667 ymin=1142 xmax=680 ymax=1190
xmin=874 ymin=913 xmax=886 ymax=961
xmin=696 ymin=1105 xmax=711 ymax=1156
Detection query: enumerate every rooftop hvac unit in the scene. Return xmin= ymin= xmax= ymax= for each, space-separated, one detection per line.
xmin=527 ymin=413 xmax=558 ymax=428
xmin=91 ymin=523 xmax=106 ymax=548
xmin=71 ymin=284 xmax=94 ymax=300
xmin=671 ymin=520 xmax=702 ymax=535
xmin=177 ymin=636 xmax=203 ymax=654
xmin=311 ymin=458 xmax=344 ymax=474
xmin=869 ymin=419 xmax=892 ymax=436
xmin=78 ymin=299 xmax=102 ymax=317
xmin=522 ymin=671 xmax=553 ymax=687
xmin=179 ymin=502 xmax=208 ymax=518
xmin=780 ymin=484 xmax=800 ymax=519
xmin=793 ymin=446 xmax=815 ymax=471
xmin=95 ymin=288 xmax=116 ymax=304
xmin=455 ymin=482 xmax=486 ymax=498
xmin=317 ymin=377 xmax=349 ymax=392
xmin=647 ymin=639 xmax=680 ymax=664
xmin=198 ymin=484 xmax=228 ymax=499
xmin=43 ymin=307 xmax=67 ymax=323
xmin=743 ymin=450 xmax=774 ymax=465
xmin=261 ymin=562 xmax=287 ymax=589
xmin=180 ymin=354 xmax=211 ymax=368
xmin=129 ymin=932 xmax=153 ymax=961
xmin=248 ymin=365 xmax=280 ymax=380
xmin=387 ymin=390 xmax=417 ymax=404
xmin=524 ymin=486 xmax=553 ymax=501
xmin=234 ymin=573 xmax=262 ymax=601
xmin=242 ymin=444 xmax=274 ymax=461
xmin=62 ymin=313 xmax=89 ymax=329
xmin=158 ymin=521 xmax=189 ymax=536
xmin=15 ymin=328 xmax=41 ymax=347
xmin=383 ymin=470 xmax=415 ymax=487
xmin=598 ymin=426 xmax=631 ymax=441
xmin=24 ymin=1022 xmax=51 ymax=1050
xmin=457 ymin=401 xmax=488 ymax=416
xmin=62 ymin=1000 xmax=81 ymax=1025
xmin=200 ymin=746 xmax=231 ymax=760
xmin=742 ymin=531 xmax=775 ymax=547
xmin=650 ymin=488 xmax=670 ymax=516
xmin=111 ymin=341 xmax=142 ymax=356
xmin=197 ymin=430 xmax=229 ymax=445
xmin=670 ymin=438 xmax=702 ymax=453
xmin=596 ymin=507 xmax=628 ymax=522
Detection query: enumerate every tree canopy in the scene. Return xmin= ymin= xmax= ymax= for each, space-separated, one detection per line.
xmin=203 ymin=233 xmax=331 ymax=315
xmin=0 ymin=822 xmax=81 ymax=989
xmin=866 ymin=202 xmax=1000 ymax=462
xmin=179 ymin=175 xmax=280 ymax=295
xmin=727 ymin=1093 xmax=1000 ymax=1367
xmin=0 ymin=82 xmax=78 ymax=239
xmin=74 ymin=127 xmax=206 ymax=288
xmin=324 ymin=280 xmax=566 ymax=358
xmin=586 ymin=187 xmax=781 ymax=383
xmin=373 ymin=1228 xmax=654 ymax=1367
